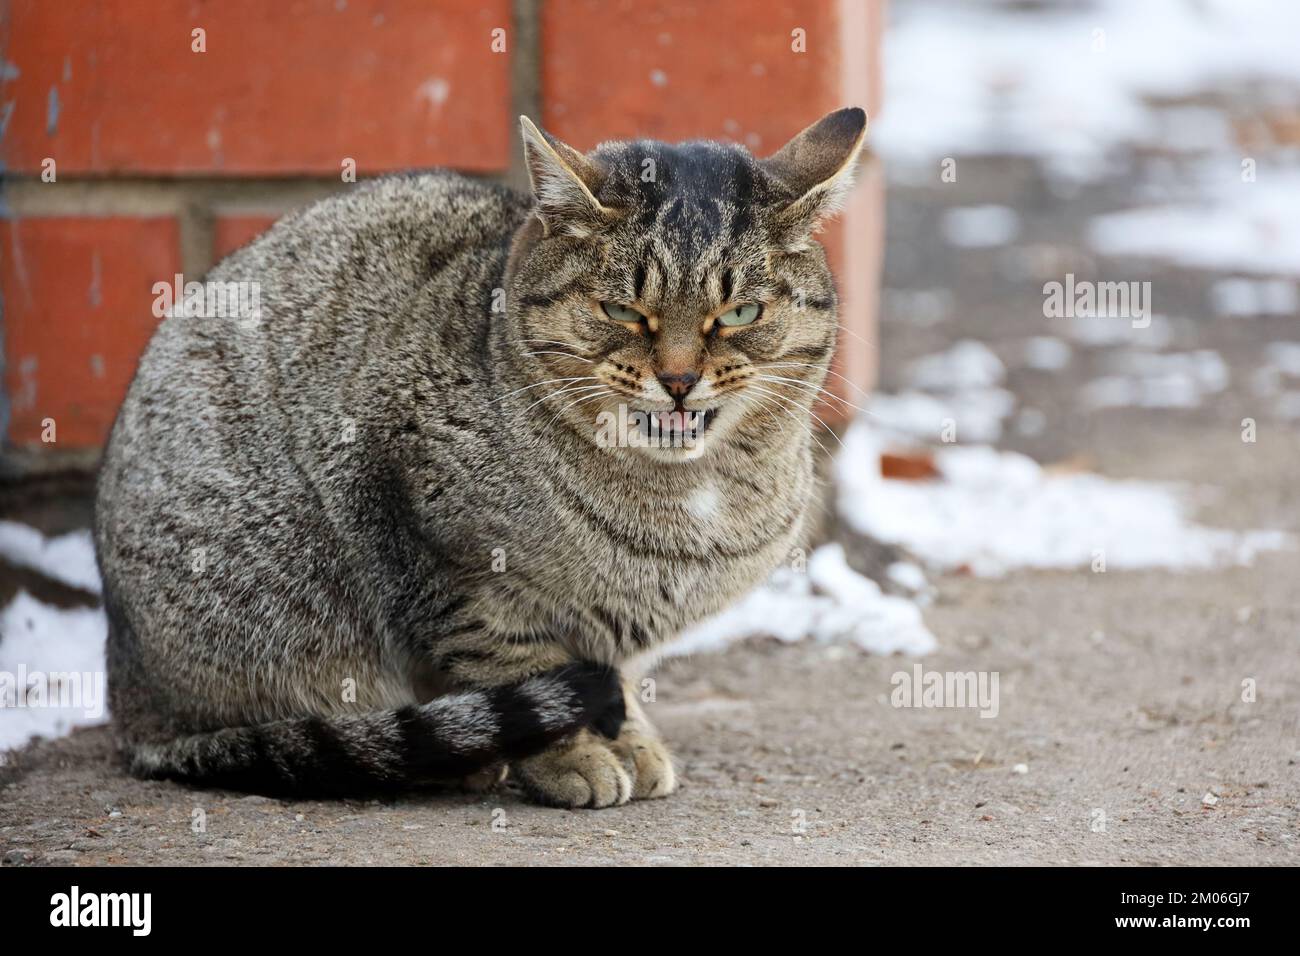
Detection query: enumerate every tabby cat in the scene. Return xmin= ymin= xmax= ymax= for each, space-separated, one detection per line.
xmin=93 ymin=107 xmax=866 ymax=807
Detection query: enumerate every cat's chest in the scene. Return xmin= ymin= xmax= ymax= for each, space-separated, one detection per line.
xmin=533 ymin=474 xmax=806 ymax=640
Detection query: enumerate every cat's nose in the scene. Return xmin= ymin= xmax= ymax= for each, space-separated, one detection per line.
xmin=657 ymin=370 xmax=699 ymax=400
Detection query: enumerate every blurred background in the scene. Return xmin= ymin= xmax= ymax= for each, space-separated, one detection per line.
xmin=5 ymin=0 xmax=1297 ymax=486
xmin=0 ymin=0 xmax=883 ymax=468
xmin=2 ymin=1 xmax=1299 ymax=865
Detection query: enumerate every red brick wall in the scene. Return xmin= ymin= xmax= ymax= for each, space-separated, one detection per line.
xmin=0 ymin=0 xmax=512 ymax=174
xmin=0 ymin=0 xmax=884 ymax=454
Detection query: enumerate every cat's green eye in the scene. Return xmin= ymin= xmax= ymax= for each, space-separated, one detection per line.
xmin=601 ymin=301 xmax=644 ymax=325
xmin=717 ymin=303 xmax=762 ymax=328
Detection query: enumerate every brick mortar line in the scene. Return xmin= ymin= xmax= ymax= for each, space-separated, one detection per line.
xmin=1 ymin=172 xmax=515 ymax=214
xmin=2 ymin=178 xmax=340 ymax=214
xmin=508 ymin=0 xmax=542 ymax=193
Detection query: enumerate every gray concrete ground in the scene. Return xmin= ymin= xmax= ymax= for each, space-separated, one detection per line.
xmin=2 ymin=430 xmax=1295 ymax=865
xmin=3 ymin=145 xmax=1298 ymax=865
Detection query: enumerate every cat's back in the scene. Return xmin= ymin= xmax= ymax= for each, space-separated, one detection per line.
xmin=98 ymin=170 xmax=529 ymax=540
xmin=217 ymin=169 xmax=530 ymax=304
xmin=110 ymin=169 xmax=528 ymax=436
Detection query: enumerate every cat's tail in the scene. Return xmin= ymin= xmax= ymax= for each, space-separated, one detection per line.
xmin=124 ymin=663 xmax=625 ymax=797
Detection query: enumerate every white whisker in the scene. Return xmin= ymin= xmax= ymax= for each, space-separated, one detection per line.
xmin=761 ymin=361 xmax=874 ymax=402
xmin=753 ymin=374 xmax=876 ymax=419
xmin=491 ymin=376 xmax=598 ymax=405
xmin=524 ymin=350 xmax=595 ymax=364
xmin=539 ymin=389 xmax=616 ymax=432
xmin=747 ymin=384 xmax=844 ymax=448
xmin=737 ymin=390 xmax=834 ymax=460
xmin=835 ymin=323 xmax=878 ymax=353
xmin=518 ymin=338 xmax=596 ymax=355
xmin=522 ymin=382 xmax=611 ymax=415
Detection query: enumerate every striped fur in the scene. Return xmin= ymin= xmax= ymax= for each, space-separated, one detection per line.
xmin=127 ymin=664 xmax=623 ymax=797
xmin=95 ymin=109 xmax=865 ymax=804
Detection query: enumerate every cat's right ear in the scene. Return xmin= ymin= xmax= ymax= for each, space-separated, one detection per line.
xmin=520 ymin=116 xmax=613 ymax=238
xmin=760 ymin=107 xmax=868 ymax=251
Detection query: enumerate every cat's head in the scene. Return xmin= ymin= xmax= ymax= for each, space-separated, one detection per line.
xmin=505 ymin=108 xmax=866 ymax=463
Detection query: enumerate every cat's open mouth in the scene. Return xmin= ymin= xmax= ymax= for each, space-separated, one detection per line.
xmin=635 ymin=408 xmax=717 ymax=447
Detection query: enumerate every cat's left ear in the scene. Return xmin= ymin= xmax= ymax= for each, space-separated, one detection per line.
xmin=760 ymin=107 xmax=868 ymax=249
xmin=520 ymin=116 xmax=615 ymax=238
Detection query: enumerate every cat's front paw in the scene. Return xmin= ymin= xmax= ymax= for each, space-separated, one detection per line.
xmin=512 ymin=730 xmax=632 ymax=808
xmin=612 ymin=731 xmax=677 ymax=800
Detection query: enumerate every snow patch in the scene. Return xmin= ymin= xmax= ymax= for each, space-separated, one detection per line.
xmin=874 ymin=0 xmax=1300 ymax=176
xmin=1088 ymin=171 xmax=1300 ymax=276
xmin=883 ymin=341 xmax=1017 ymax=442
xmin=869 ymin=388 xmax=1015 ymax=445
xmin=1020 ymin=336 xmax=1072 ymax=371
xmin=1211 ymin=278 xmax=1298 ymax=317
xmin=907 ymin=340 xmax=1005 ymax=391
xmin=1264 ymin=342 xmax=1300 ymax=378
xmin=0 ymin=521 xmax=101 ymax=593
xmin=1081 ymin=350 xmax=1229 ymax=409
xmin=836 ymin=421 xmax=1290 ymax=577
xmin=0 ymin=592 xmax=108 ymax=752
xmin=941 ymin=205 xmax=1020 ymax=248
xmin=1065 ymin=312 xmax=1174 ymax=350
xmin=671 ymin=544 xmax=937 ymax=658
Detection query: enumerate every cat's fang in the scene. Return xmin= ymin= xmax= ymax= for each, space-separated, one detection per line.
xmin=632 ymin=408 xmax=717 ymax=447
